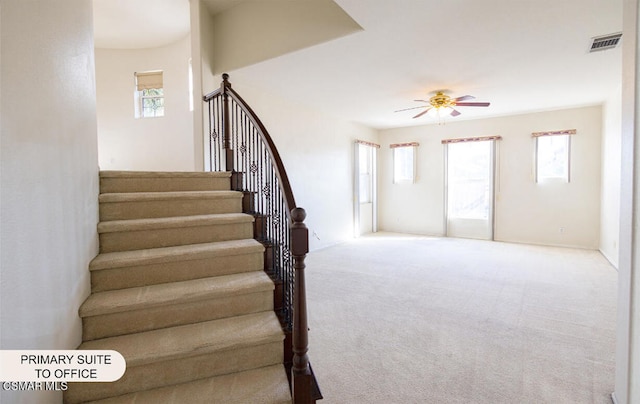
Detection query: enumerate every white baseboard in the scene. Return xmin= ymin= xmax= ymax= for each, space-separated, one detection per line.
xmin=599 ymin=248 xmax=619 ymax=270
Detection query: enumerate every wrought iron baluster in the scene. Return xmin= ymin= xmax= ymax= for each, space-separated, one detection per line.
xmin=203 ymin=74 xmax=319 ymax=403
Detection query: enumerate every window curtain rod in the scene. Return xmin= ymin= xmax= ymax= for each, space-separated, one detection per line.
xmin=390 ymin=142 xmax=419 ymax=148
xmin=441 ymin=135 xmax=501 ymax=144
xmin=531 ymin=129 xmax=576 ymax=137
xmin=355 ymin=139 xmax=381 ymax=148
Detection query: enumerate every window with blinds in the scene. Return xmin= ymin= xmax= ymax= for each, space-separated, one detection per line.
xmin=134 ymin=71 xmax=164 ymax=118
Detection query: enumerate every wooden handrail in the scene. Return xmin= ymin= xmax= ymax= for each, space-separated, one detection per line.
xmin=203 ymin=74 xmax=320 ymax=403
xmin=204 ymin=74 xmax=296 ymax=213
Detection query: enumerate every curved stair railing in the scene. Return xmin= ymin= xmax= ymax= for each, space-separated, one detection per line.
xmin=204 ymin=74 xmax=321 ymax=403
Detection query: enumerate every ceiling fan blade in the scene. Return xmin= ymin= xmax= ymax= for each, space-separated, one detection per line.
xmin=450 ymin=108 xmax=461 ymax=117
xmin=454 ymin=102 xmax=490 ymax=107
xmin=395 ymin=105 xmax=429 ymax=113
xmin=413 ymin=99 xmax=430 ymax=103
xmin=453 ymin=95 xmax=475 ymax=102
xmin=413 ymin=108 xmax=432 ymax=119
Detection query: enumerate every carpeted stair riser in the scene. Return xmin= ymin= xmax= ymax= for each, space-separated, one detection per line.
xmin=65 ymin=342 xmax=283 ymax=403
xmin=89 ymin=240 xmax=265 ymax=292
xmin=90 ymin=251 xmax=264 ymax=292
xmin=99 ymin=191 xmax=243 ymax=221
xmin=98 ymin=214 xmax=255 ymax=253
xmin=81 ymin=272 xmax=275 ymax=340
xmin=89 ymin=364 xmax=292 ymax=404
xmin=65 ymin=312 xmax=284 ymax=403
xmin=99 ymin=171 xmax=232 ymax=193
xmin=82 ymin=290 xmax=273 ymax=340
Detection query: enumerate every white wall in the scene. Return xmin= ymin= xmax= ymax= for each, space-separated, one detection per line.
xmin=208 ymin=0 xmax=361 ymax=74
xmin=194 ymin=1 xmax=218 ymax=169
xmin=378 ymin=125 xmax=446 ymax=236
xmin=615 ymin=0 xmax=640 ymax=401
xmin=189 ymin=0 xmax=206 ymax=170
xmin=378 ymin=106 xmax=603 ymax=249
xmin=225 ymin=81 xmax=378 ymax=250
xmin=95 ymin=36 xmax=195 ymax=171
xmin=0 ymin=1 xmax=99 ymax=403
xmin=601 ymin=91 xmax=623 ymax=267
xmin=197 ymin=2 xmax=218 ymax=97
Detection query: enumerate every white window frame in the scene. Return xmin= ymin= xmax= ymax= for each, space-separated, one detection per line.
xmin=359 ymin=145 xmax=373 ymax=203
xmin=139 ymin=88 xmax=165 ymax=118
xmin=392 ymin=143 xmax=418 ymax=184
xmin=534 ymin=132 xmax=572 ymax=183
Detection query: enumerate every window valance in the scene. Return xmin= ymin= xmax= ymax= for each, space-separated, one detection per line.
xmin=441 ymin=135 xmax=501 ymax=144
xmin=531 ymin=129 xmax=576 ymax=137
xmin=356 ymin=139 xmax=381 ymax=148
xmin=390 ymin=142 xmax=419 ymax=148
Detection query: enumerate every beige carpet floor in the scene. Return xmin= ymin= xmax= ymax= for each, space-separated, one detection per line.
xmin=305 ymin=233 xmax=617 ymax=404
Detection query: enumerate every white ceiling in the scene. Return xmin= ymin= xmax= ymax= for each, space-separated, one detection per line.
xmin=92 ymin=0 xmax=190 ymax=49
xmin=93 ymin=0 xmax=623 ymax=130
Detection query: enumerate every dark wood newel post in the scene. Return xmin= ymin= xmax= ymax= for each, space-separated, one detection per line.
xmin=221 ymin=73 xmax=234 ymax=173
xmin=291 ymin=207 xmax=313 ymax=403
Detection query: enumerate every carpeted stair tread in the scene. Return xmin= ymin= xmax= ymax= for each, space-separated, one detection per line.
xmin=99 ymin=191 xmax=244 ymax=220
xmin=99 ymin=171 xmax=232 ymax=193
xmin=99 ymin=190 xmax=242 ymax=202
xmin=88 ymin=239 xmax=265 ymax=292
xmin=80 ymin=271 xmax=274 ymax=318
xmin=90 ymin=239 xmax=264 ymax=271
xmin=79 ymin=311 xmax=284 ymax=368
xmin=90 ymin=365 xmax=291 ymax=404
xmin=90 ymin=239 xmax=263 ymax=271
xmin=100 ymin=171 xmax=232 ymax=179
xmin=97 ymin=213 xmax=254 ymax=233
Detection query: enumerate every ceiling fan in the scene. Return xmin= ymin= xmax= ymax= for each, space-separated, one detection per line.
xmin=396 ymin=91 xmax=490 ymax=118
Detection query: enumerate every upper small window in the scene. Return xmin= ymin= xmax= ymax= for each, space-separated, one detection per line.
xmin=391 ymin=143 xmax=418 ymax=183
xmin=534 ymin=130 xmax=574 ymax=183
xmin=135 ymin=71 xmax=164 ymax=118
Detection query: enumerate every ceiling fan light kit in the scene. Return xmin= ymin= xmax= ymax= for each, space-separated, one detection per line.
xmin=396 ymin=91 xmax=491 ymax=121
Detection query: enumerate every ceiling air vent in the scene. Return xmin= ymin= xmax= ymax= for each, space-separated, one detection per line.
xmin=590 ymin=33 xmax=622 ymax=52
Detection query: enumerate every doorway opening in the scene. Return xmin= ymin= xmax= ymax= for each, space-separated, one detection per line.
xmin=444 ymin=137 xmax=498 ymax=240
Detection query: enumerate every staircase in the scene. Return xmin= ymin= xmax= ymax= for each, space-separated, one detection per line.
xmin=64 ymin=170 xmax=292 ymax=403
